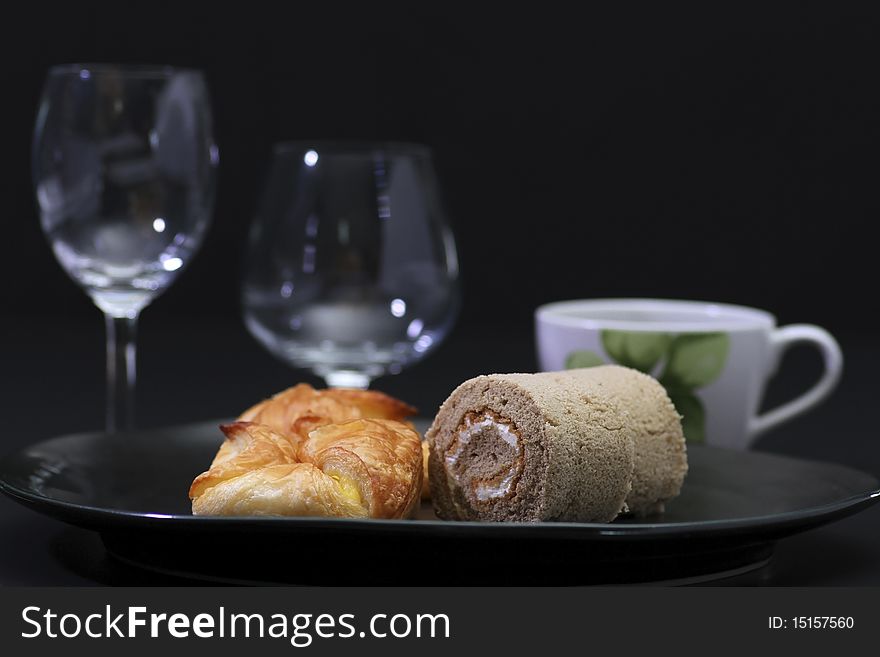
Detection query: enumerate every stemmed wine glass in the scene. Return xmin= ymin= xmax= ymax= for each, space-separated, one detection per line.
xmin=32 ymin=64 xmax=218 ymax=431
xmin=242 ymin=142 xmax=460 ymax=389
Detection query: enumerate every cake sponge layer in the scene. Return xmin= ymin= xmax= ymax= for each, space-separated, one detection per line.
xmin=426 ymin=366 xmax=687 ymax=522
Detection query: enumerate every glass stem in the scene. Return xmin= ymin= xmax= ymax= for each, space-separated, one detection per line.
xmin=105 ymin=313 xmax=139 ymax=432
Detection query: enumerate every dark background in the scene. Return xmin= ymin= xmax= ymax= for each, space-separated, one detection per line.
xmin=0 ymin=1 xmax=879 ymax=585
xmin=3 ymin=3 xmax=879 ymax=329
xmin=0 ymin=0 xmax=877 ymax=444
xmin=0 ymin=1 xmax=876 ymax=435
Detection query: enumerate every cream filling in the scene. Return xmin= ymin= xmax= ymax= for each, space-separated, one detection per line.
xmin=445 ymin=412 xmax=523 ymax=503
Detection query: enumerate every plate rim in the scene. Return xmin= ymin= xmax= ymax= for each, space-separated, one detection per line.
xmin=1 ymin=424 xmax=878 ymax=540
xmin=1 ymin=477 xmax=879 ymax=539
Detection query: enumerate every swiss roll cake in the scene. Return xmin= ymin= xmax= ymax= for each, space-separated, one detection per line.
xmin=426 ymin=366 xmax=687 ymax=522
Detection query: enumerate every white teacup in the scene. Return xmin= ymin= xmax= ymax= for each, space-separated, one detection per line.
xmin=535 ymin=299 xmax=843 ymax=449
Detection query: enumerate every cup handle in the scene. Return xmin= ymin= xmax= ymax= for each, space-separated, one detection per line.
xmin=748 ymin=324 xmax=843 ymax=439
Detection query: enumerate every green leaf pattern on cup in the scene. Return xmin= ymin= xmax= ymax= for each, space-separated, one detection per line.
xmin=565 ymin=330 xmax=730 ymax=443
xmin=661 ymin=333 xmax=729 ymax=389
xmin=564 ymin=350 xmax=606 ymax=369
xmin=601 ymin=330 xmax=671 ymax=372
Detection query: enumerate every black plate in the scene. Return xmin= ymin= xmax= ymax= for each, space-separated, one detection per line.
xmin=1 ymin=420 xmax=877 ymax=585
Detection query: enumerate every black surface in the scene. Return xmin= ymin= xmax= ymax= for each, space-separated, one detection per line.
xmin=0 ymin=421 xmax=874 ymax=585
xmin=2 ymin=420 xmax=878 ymax=532
xmin=0 ymin=319 xmax=878 ymax=585
xmin=0 ymin=318 xmax=879 ymax=585
xmin=1 ymin=413 xmax=879 ymax=585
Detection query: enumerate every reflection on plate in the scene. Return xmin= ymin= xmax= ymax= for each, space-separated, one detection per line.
xmin=1 ymin=420 xmax=877 ymax=585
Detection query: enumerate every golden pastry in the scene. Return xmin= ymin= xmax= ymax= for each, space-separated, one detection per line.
xmin=420 ymin=441 xmax=431 ymax=500
xmin=298 ymin=419 xmax=423 ymax=518
xmin=239 ymin=383 xmax=416 ymax=442
xmin=190 ymin=387 xmax=422 ymax=519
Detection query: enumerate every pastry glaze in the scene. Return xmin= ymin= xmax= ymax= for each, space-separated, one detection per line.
xmin=420 ymin=441 xmax=432 ymax=500
xmin=190 ymin=386 xmax=422 ymax=519
xmin=239 ymin=383 xmax=416 ymax=442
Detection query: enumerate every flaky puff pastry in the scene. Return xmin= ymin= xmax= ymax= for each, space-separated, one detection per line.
xmin=421 ymin=441 xmax=431 ymax=500
xmin=238 ymin=383 xmax=416 ymax=444
xmin=189 ymin=419 xmax=423 ymax=519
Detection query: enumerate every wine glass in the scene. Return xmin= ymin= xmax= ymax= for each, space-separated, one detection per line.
xmin=32 ymin=64 xmax=218 ymax=431
xmin=242 ymin=142 xmax=460 ymax=389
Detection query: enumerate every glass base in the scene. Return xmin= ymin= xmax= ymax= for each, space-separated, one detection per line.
xmin=322 ymin=370 xmax=372 ymax=389
xmin=91 ymin=290 xmax=151 ymax=319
